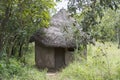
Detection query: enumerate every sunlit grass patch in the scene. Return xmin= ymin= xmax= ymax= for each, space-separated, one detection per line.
xmin=58 ymin=42 xmax=120 ymax=80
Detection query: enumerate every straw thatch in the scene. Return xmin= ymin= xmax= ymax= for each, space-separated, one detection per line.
xmin=30 ymin=9 xmax=91 ymax=48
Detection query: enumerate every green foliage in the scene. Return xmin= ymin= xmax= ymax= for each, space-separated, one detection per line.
xmin=0 ymin=45 xmax=47 ymax=80
xmin=69 ymin=1 xmax=120 ymax=43
xmin=0 ymin=0 xmax=55 ymax=58
xmin=68 ymin=0 xmax=120 ymax=41
xmin=91 ymin=10 xmax=118 ymax=41
xmin=0 ymin=59 xmax=47 ymax=80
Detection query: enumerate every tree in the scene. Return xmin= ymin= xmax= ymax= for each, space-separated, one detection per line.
xmin=67 ymin=0 xmax=120 ymax=57
xmin=0 ymin=0 xmax=55 ymax=59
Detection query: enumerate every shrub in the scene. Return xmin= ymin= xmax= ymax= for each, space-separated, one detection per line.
xmin=0 ymin=57 xmax=46 ymax=80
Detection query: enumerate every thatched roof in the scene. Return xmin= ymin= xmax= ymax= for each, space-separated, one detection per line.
xmin=30 ymin=9 xmax=90 ymax=48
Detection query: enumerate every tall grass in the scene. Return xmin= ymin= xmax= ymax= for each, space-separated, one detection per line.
xmin=58 ymin=42 xmax=120 ymax=80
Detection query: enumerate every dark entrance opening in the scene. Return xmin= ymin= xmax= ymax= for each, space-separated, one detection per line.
xmin=55 ymin=47 xmax=65 ymax=69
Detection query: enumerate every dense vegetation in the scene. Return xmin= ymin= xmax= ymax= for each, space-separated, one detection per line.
xmin=58 ymin=42 xmax=120 ymax=80
xmin=1 ymin=42 xmax=120 ymax=80
xmin=0 ymin=0 xmax=54 ymax=58
xmin=0 ymin=0 xmax=120 ymax=80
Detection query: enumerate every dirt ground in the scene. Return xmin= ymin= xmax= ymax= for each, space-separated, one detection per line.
xmin=46 ymin=72 xmax=58 ymax=80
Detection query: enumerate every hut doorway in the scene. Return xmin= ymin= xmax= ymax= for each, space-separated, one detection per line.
xmin=55 ymin=47 xmax=65 ymax=69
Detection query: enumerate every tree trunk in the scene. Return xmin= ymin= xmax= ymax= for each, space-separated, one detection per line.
xmin=0 ymin=38 xmax=3 ymax=53
xmin=0 ymin=37 xmax=2 ymax=49
xmin=118 ymin=27 xmax=120 ymax=49
xmin=19 ymin=43 xmax=23 ymax=57
xmin=83 ymin=44 xmax=87 ymax=59
xmin=0 ymin=5 xmax=11 ymax=55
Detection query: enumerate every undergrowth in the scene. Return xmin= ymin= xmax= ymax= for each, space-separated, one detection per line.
xmin=0 ymin=42 xmax=120 ymax=80
xmin=58 ymin=42 xmax=120 ymax=80
xmin=0 ymin=58 xmax=46 ymax=80
xmin=0 ymin=43 xmax=47 ymax=80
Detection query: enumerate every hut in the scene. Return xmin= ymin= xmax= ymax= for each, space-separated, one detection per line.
xmin=30 ymin=9 xmax=90 ymax=70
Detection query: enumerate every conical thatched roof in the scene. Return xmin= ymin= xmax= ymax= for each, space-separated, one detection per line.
xmin=30 ymin=9 xmax=90 ymax=48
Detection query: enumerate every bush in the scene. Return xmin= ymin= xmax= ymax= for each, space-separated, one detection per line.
xmin=0 ymin=57 xmax=46 ymax=80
